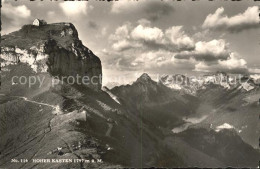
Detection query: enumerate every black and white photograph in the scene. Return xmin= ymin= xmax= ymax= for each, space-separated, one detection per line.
xmin=0 ymin=0 xmax=260 ymax=168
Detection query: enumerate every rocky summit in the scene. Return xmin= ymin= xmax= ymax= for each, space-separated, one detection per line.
xmin=1 ymin=22 xmax=102 ymax=90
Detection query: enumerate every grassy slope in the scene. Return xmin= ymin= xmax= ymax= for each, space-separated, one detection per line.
xmin=0 ymin=63 xmax=185 ymax=168
xmin=111 ymin=79 xmax=200 ymax=130
xmin=1 ymin=23 xmax=77 ymax=50
xmin=175 ymin=128 xmax=260 ymax=167
xmin=197 ymin=85 xmax=260 ymax=148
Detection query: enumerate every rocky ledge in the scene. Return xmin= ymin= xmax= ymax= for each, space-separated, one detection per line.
xmin=1 ymin=22 xmax=102 ymax=90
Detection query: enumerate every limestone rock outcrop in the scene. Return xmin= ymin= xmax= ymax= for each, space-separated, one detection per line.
xmin=1 ymin=22 xmax=102 ymax=90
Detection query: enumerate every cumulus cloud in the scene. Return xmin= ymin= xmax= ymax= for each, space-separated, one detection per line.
xmin=131 ymin=25 xmax=164 ymax=41
xmin=100 ymin=49 xmax=136 ymax=71
xmin=175 ymin=39 xmax=230 ymax=62
xmin=130 ymin=50 xmax=198 ymax=74
xmin=249 ymin=68 xmax=260 ymax=74
xmin=203 ymin=6 xmax=260 ymax=33
xmin=2 ymin=2 xmax=31 ymax=25
xmin=104 ymin=41 xmax=250 ymax=74
xmin=101 ymin=48 xmax=196 ymax=75
xmin=109 ymin=23 xmax=133 ymax=51
xmin=112 ymin=40 xmax=139 ymax=52
xmin=59 ymin=1 xmax=88 ymax=17
xmin=111 ymin=0 xmax=136 ymax=13
xmin=165 ymin=26 xmax=195 ymax=50
xmin=109 ymin=23 xmax=131 ymax=41
xmin=173 ymin=39 xmax=249 ymax=73
xmin=111 ymin=0 xmax=174 ymax=21
xmin=194 ymin=53 xmax=247 ymax=73
xmin=218 ymin=53 xmax=247 ymax=70
xmin=108 ymin=21 xmax=248 ymax=74
xmin=3 ymin=4 xmax=31 ymax=19
xmin=2 ymin=1 xmax=32 ymax=34
xmin=106 ymin=18 xmax=256 ymax=74
xmin=132 ymin=50 xmax=172 ymax=67
xmin=110 ymin=21 xmax=194 ymax=52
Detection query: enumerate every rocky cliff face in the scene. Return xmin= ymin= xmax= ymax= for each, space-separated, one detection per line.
xmin=1 ymin=22 xmax=102 ymax=90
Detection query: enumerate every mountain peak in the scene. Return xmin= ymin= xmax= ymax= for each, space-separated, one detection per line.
xmin=136 ymin=73 xmax=152 ymax=82
xmin=1 ymin=22 xmax=102 ymax=90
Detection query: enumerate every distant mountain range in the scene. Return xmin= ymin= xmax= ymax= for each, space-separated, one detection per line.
xmin=159 ymin=72 xmax=260 ymax=95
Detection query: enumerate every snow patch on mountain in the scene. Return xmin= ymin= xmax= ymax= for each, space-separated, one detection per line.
xmin=250 ymin=74 xmax=260 ymax=84
xmin=220 ymin=82 xmax=231 ymax=89
xmin=204 ymin=76 xmax=216 ymax=84
xmin=102 ymin=87 xmax=121 ymax=104
xmin=240 ymin=82 xmax=254 ymax=91
xmin=172 ymin=115 xmax=209 ymax=133
xmin=166 ymin=83 xmax=182 ymax=90
xmin=161 ymin=72 xmax=259 ymax=96
xmin=250 ymin=74 xmax=260 ymax=81
xmin=215 ymin=123 xmax=235 ymax=132
xmin=183 ymin=115 xmax=208 ymax=124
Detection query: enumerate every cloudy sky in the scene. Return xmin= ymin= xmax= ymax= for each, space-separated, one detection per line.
xmin=2 ymin=0 xmax=260 ymax=86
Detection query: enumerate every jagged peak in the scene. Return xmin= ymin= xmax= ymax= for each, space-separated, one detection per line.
xmin=136 ymin=73 xmax=152 ymax=83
